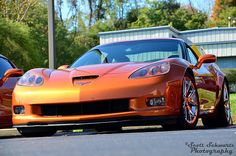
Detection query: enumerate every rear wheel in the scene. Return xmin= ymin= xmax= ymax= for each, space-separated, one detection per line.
xmin=202 ymin=82 xmax=231 ymax=127
xmin=162 ymin=73 xmax=199 ymax=130
xmin=17 ymin=127 xmax=57 ymax=137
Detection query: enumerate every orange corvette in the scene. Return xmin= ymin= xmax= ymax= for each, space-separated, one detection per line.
xmin=12 ymin=39 xmax=231 ymax=137
xmin=0 ymin=55 xmax=23 ymax=128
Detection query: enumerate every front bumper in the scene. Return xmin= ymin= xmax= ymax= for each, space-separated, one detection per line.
xmin=13 ymin=71 xmax=183 ymax=127
xmin=13 ymin=99 xmax=181 ymax=126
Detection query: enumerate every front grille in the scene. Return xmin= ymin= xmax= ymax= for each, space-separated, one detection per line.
xmin=40 ymin=99 xmax=130 ymax=116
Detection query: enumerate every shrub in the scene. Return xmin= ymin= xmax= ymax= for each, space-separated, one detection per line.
xmin=222 ymin=68 xmax=236 ymax=93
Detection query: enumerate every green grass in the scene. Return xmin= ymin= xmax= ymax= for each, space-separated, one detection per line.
xmin=230 ymin=93 xmax=236 ymax=124
xmin=231 ymin=93 xmax=236 ymax=115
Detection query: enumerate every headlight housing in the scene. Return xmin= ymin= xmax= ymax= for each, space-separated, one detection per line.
xmin=129 ymin=62 xmax=170 ymax=79
xmin=18 ymin=72 xmax=44 ymax=86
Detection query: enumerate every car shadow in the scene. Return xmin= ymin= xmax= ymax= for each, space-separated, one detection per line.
xmin=1 ymin=124 xmax=235 ymax=139
xmin=55 ymin=124 xmax=236 ymax=137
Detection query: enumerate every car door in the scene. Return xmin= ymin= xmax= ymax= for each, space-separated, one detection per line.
xmin=185 ymin=45 xmax=218 ymax=114
xmin=0 ymin=57 xmax=18 ymax=127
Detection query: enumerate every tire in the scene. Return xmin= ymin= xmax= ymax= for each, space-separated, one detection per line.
xmin=17 ymin=127 xmax=57 ymax=137
xmin=202 ymin=82 xmax=231 ymax=128
xmin=95 ymin=125 xmax=122 ymax=132
xmin=162 ymin=72 xmax=199 ymax=130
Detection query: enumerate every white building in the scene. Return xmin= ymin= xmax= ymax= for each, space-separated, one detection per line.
xmin=98 ymin=26 xmax=236 ymax=68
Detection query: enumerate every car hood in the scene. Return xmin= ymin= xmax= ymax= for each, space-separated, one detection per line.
xmin=29 ymin=59 xmax=180 ymax=82
xmin=14 ymin=60 xmax=177 ymax=104
xmin=47 ymin=62 xmax=152 ymax=79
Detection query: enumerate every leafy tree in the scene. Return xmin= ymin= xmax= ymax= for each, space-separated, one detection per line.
xmin=128 ymin=0 xmax=207 ymax=30
xmin=0 ymin=0 xmax=38 ymax=22
xmin=0 ymin=17 xmax=40 ymax=70
xmin=24 ymin=1 xmax=49 ymax=68
xmin=0 ymin=0 xmax=48 ymax=70
xmin=211 ymin=0 xmax=236 ymax=26
xmin=185 ymin=11 xmax=208 ymax=30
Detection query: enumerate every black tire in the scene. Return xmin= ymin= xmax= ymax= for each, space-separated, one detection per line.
xmin=162 ymin=72 xmax=199 ymax=130
xmin=202 ymin=82 xmax=231 ymax=128
xmin=17 ymin=127 xmax=57 ymax=137
xmin=95 ymin=125 xmax=122 ymax=132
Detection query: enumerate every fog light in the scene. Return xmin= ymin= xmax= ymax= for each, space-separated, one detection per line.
xmin=147 ymin=97 xmax=165 ymax=106
xmin=14 ymin=106 xmax=25 ymax=114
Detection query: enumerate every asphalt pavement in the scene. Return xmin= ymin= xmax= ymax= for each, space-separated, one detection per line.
xmin=0 ymin=125 xmax=236 ymax=156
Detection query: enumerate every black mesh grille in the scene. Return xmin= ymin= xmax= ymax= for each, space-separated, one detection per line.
xmin=40 ymin=99 xmax=130 ymax=116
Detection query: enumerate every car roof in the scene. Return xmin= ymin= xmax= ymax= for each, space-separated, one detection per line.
xmin=93 ymin=38 xmax=186 ymax=49
xmin=0 ymin=54 xmax=8 ymax=60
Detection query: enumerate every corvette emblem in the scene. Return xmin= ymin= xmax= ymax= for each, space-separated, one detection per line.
xmin=74 ymin=81 xmax=91 ymax=86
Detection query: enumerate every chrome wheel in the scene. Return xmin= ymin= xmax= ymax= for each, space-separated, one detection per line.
xmin=162 ymin=74 xmax=199 ymax=130
xmin=182 ymin=77 xmax=198 ymax=124
xmin=223 ymin=84 xmax=231 ymax=122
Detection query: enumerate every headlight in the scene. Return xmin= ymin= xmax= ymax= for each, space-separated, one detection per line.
xmin=129 ymin=62 xmax=170 ymax=79
xmin=18 ymin=72 xmax=44 ymax=86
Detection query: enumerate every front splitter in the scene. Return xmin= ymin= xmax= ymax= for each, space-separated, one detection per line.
xmin=13 ymin=116 xmax=178 ymax=130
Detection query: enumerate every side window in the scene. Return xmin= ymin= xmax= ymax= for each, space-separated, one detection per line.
xmin=187 ymin=47 xmax=198 ymax=65
xmin=0 ymin=58 xmax=13 ymax=79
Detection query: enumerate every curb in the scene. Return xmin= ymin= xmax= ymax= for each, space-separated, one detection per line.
xmin=0 ymin=128 xmax=21 ymax=138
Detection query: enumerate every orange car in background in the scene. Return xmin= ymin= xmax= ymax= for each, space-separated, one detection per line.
xmin=12 ymin=39 xmax=231 ymax=137
xmin=0 ymin=55 xmax=23 ymax=128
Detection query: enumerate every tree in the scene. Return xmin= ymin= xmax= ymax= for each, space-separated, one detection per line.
xmin=211 ymin=0 xmax=236 ymax=27
xmin=0 ymin=17 xmax=40 ymax=70
xmin=0 ymin=0 xmax=38 ymax=22
xmin=128 ymin=0 xmax=207 ymax=30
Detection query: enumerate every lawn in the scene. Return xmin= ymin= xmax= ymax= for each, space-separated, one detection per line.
xmin=231 ymin=93 xmax=236 ymax=123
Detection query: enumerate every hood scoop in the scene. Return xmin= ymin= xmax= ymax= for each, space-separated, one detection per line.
xmin=73 ymin=75 xmax=99 ymax=80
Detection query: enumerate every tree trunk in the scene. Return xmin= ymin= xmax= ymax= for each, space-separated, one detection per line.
xmin=88 ymin=0 xmax=93 ymax=27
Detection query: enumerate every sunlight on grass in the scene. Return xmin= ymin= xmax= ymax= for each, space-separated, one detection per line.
xmin=230 ymin=94 xmax=236 ymax=114
xmin=73 ymin=129 xmax=83 ymax=133
xmin=230 ymin=93 xmax=236 ymax=124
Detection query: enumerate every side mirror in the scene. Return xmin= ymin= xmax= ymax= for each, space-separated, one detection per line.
xmin=195 ymin=54 xmax=216 ymax=69
xmin=1 ymin=69 xmax=24 ymax=82
xmin=57 ymin=65 xmax=69 ymax=70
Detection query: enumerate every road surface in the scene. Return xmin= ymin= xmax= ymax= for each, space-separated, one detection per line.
xmin=0 ymin=126 xmax=236 ymax=156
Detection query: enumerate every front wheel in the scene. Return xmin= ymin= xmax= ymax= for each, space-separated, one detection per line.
xmin=162 ymin=73 xmax=199 ymax=130
xmin=17 ymin=127 xmax=57 ymax=137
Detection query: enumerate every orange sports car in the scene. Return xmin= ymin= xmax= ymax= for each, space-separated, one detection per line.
xmin=12 ymin=39 xmax=231 ymax=137
xmin=0 ymin=54 xmax=23 ymax=128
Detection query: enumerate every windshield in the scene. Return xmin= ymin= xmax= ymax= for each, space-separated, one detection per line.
xmin=71 ymin=39 xmax=183 ymax=68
